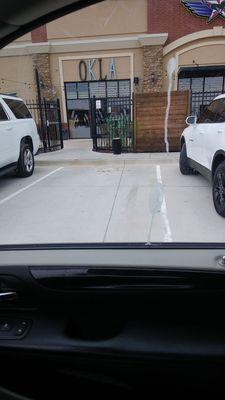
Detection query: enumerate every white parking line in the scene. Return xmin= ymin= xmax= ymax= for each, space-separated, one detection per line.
xmin=0 ymin=167 xmax=64 ymax=206
xmin=156 ymin=165 xmax=173 ymax=242
xmin=103 ymin=161 xmax=125 ymax=242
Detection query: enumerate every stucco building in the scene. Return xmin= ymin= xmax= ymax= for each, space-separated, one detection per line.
xmin=0 ymin=0 xmax=225 ymax=138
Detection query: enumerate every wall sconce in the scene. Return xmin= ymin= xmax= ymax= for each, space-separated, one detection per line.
xmin=134 ymin=77 xmax=139 ymax=85
xmin=150 ymin=72 xmax=157 ymax=84
xmin=40 ymin=79 xmax=45 ymax=89
xmin=193 ymin=59 xmax=199 ymax=67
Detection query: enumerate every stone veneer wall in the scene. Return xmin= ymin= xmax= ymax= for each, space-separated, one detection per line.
xmin=142 ymin=45 xmax=164 ymax=93
xmin=32 ymin=53 xmax=54 ymax=100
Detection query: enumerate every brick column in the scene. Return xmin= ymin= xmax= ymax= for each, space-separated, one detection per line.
xmin=142 ymin=45 xmax=164 ymax=93
xmin=31 ymin=26 xmax=48 ymax=43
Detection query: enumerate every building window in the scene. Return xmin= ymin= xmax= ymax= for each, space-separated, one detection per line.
xmin=191 ymin=77 xmax=204 ymax=92
xmin=204 ymin=76 xmax=224 ymax=92
xmin=178 ymin=66 xmax=225 ymax=115
xmin=178 ymin=66 xmax=225 ymax=93
xmin=89 ymin=81 xmax=106 ymax=98
xmin=77 ymin=82 xmax=89 ymax=99
xmin=65 ymin=79 xmax=131 ymax=102
xmin=65 ymin=83 xmax=77 ymax=99
xmin=178 ymin=78 xmax=191 ymax=91
xmin=107 ymin=81 xmax=118 ymax=97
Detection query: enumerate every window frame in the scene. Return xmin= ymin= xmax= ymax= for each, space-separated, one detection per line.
xmin=3 ymin=98 xmax=32 ymax=120
xmin=65 ymin=79 xmax=131 ymax=101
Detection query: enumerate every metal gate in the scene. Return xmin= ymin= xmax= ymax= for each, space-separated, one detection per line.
xmin=90 ymin=97 xmax=134 ymax=152
xmin=26 ymin=99 xmax=64 ymax=153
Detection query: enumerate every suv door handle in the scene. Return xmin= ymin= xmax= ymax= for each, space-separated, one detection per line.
xmin=6 ymin=127 xmax=12 ymax=131
xmin=0 ymin=291 xmax=17 ymax=301
xmin=218 ymin=129 xmax=223 ymax=134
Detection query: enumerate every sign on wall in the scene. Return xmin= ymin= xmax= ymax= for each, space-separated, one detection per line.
xmin=78 ymin=58 xmax=117 ymax=81
xmin=182 ymin=0 xmax=225 ymax=22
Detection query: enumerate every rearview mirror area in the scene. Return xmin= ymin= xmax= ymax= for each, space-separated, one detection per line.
xmin=186 ymin=115 xmax=197 ymax=125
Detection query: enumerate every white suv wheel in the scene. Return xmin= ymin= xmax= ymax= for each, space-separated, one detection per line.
xmin=24 ymin=148 xmax=33 ymax=173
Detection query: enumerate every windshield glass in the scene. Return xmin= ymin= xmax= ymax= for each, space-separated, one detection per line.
xmin=1 ymin=0 xmax=225 ymax=245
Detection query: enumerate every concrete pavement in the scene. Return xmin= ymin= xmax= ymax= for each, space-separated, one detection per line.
xmin=36 ymin=139 xmax=180 ymax=165
xmin=0 ymin=140 xmax=224 ymax=244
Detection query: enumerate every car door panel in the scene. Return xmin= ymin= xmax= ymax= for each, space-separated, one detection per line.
xmin=8 ymin=119 xmax=28 ymax=162
xmin=195 ymin=98 xmax=225 ymax=170
xmin=0 ymin=101 xmax=16 ymax=167
xmin=0 ymin=245 xmax=225 ymax=397
xmin=192 ymin=123 xmax=205 ymax=165
xmin=185 ymin=124 xmax=205 ymax=165
xmin=203 ymin=122 xmax=225 ymax=171
xmin=193 ymin=122 xmax=211 ymax=169
xmin=0 ymin=122 xmax=14 ymax=168
xmin=1 ymin=99 xmax=33 ymax=164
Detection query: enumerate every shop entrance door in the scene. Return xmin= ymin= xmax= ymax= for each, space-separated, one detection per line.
xmin=68 ymin=99 xmax=90 ymax=139
xmin=65 ymin=80 xmax=131 ymax=139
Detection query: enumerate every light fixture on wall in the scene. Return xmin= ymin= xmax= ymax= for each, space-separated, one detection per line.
xmin=193 ymin=59 xmax=199 ymax=67
xmin=134 ymin=77 xmax=139 ymax=85
xmin=40 ymin=78 xmax=45 ymax=89
xmin=150 ymin=72 xmax=157 ymax=85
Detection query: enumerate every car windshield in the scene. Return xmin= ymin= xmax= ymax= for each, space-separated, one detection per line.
xmin=1 ymin=0 xmax=225 ymax=245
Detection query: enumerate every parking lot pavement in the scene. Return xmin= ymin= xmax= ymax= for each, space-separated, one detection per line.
xmin=0 ymin=160 xmax=224 ymax=244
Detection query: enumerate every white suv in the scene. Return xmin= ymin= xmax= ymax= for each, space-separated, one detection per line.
xmin=0 ymin=95 xmax=40 ymax=178
xmin=180 ymin=94 xmax=225 ymax=217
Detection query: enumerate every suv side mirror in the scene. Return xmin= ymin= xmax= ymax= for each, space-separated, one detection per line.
xmin=186 ymin=115 xmax=197 ymax=125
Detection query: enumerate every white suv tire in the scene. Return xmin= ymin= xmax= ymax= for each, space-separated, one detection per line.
xmin=17 ymin=142 xmax=34 ymax=178
xmin=212 ymin=161 xmax=225 ymax=218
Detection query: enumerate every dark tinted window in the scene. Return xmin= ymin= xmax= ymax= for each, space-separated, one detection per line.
xmin=3 ymin=98 xmax=32 ymax=119
xmin=197 ymin=98 xmax=225 ymax=123
xmin=0 ymin=104 xmax=8 ymax=121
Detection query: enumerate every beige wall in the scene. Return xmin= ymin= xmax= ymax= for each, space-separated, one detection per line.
xmin=163 ymin=38 xmax=225 ymax=91
xmin=47 ymin=0 xmax=147 ymax=40
xmin=14 ymin=33 xmax=32 ymax=43
xmin=179 ymin=41 xmax=225 ymax=66
xmin=0 ymin=55 xmax=36 ymax=100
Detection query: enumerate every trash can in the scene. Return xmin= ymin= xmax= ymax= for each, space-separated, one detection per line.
xmin=112 ymin=138 xmax=121 ymax=155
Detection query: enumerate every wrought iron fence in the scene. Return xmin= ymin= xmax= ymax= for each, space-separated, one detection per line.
xmin=90 ymin=97 xmax=134 ymax=152
xmin=26 ymin=98 xmax=64 ymax=153
xmin=191 ymin=90 xmax=224 ymax=115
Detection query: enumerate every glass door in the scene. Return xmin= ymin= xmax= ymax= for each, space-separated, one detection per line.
xmin=65 ymin=82 xmax=91 ymax=139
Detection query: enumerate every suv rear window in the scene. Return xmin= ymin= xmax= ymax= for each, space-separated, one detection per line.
xmin=3 ymin=98 xmax=32 ymax=119
xmin=197 ymin=98 xmax=225 ymax=123
xmin=0 ymin=104 xmax=8 ymax=121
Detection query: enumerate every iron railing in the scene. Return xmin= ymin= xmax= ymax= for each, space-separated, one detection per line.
xmin=26 ymin=98 xmax=64 ymax=153
xmin=90 ymin=96 xmax=134 ymax=152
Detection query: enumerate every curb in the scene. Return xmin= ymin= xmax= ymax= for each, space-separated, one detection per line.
xmin=36 ymin=157 xmax=179 ymax=167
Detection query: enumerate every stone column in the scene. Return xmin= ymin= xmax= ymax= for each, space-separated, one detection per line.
xmin=142 ymin=45 xmax=164 ymax=93
xmin=32 ymin=53 xmax=54 ymax=100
